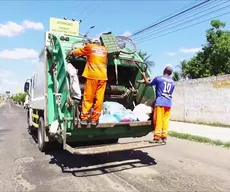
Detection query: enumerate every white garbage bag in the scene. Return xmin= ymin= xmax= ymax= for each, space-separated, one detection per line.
xmin=67 ymin=63 xmax=82 ymax=100
xmin=133 ymin=104 xmax=152 ymax=121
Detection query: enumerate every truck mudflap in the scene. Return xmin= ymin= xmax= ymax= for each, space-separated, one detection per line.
xmin=65 ymin=141 xmax=165 ymax=155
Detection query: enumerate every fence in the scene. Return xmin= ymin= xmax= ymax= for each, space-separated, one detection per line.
xmin=170 ymin=74 xmax=230 ymax=126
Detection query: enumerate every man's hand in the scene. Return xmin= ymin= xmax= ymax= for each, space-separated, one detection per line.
xmin=141 ymin=71 xmax=146 ymax=77
xmin=66 ymin=50 xmax=73 ymax=56
xmin=136 ymin=79 xmax=145 ymax=84
xmin=66 ymin=50 xmax=73 ymax=62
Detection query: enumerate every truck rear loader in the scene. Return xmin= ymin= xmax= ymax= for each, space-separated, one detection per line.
xmin=24 ymin=18 xmax=161 ymax=155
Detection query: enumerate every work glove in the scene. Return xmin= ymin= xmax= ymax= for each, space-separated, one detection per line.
xmin=66 ymin=50 xmax=73 ymax=62
xmin=136 ymin=79 xmax=145 ymax=84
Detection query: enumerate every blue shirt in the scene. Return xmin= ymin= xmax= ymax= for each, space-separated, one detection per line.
xmin=149 ymin=75 xmax=175 ymax=108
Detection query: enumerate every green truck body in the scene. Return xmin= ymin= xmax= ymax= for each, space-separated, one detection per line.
xmin=24 ymin=19 xmax=160 ymax=155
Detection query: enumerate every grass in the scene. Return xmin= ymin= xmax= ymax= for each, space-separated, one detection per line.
xmin=169 ymin=131 xmax=230 ymax=149
xmin=171 ymin=120 xmax=230 ymax=129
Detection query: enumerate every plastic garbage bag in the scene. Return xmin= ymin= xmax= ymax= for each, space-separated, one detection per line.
xmin=120 ymin=110 xmax=138 ymax=122
xmin=66 ymin=63 xmax=82 ymax=100
xmin=133 ymin=104 xmax=152 ymax=121
xmin=114 ymin=109 xmax=138 ymax=122
xmin=103 ymin=101 xmax=126 ymax=115
xmin=99 ymin=114 xmax=119 ymax=123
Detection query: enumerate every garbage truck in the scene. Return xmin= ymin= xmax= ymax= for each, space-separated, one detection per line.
xmin=24 ymin=17 xmax=160 ymax=155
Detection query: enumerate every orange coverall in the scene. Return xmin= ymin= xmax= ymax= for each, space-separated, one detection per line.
xmin=72 ymin=44 xmax=108 ymax=123
xmin=153 ymin=106 xmax=171 ymax=140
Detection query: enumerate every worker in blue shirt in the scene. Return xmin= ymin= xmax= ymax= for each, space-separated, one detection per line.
xmin=141 ymin=65 xmax=175 ymax=143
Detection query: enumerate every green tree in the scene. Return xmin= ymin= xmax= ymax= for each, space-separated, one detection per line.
xmin=137 ymin=50 xmax=155 ymax=68
xmin=184 ymin=19 xmax=230 ymax=79
xmin=176 ymin=59 xmax=189 ymax=79
xmin=11 ymin=93 xmax=27 ymax=103
xmin=172 ymin=71 xmax=180 ymax=81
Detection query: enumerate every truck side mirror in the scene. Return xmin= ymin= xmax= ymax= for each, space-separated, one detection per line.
xmin=24 ymin=82 xmax=30 ymax=93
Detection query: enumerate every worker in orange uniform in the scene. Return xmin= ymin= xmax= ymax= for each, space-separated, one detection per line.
xmin=141 ymin=65 xmax=175 ymax=144
xmin=71 ymin=38 xmax=108 ymax=126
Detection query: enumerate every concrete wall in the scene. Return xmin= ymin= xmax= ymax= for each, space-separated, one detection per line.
xmin=171 ymin=74 xmax=230 ymax=125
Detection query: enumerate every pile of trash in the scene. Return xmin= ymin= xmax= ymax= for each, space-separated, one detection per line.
xmin=99 ymin=101 xmax=152 ymax=123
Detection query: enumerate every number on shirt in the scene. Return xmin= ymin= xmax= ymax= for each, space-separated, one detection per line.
xmin=163 ymin=81 xmax=172 ymax=93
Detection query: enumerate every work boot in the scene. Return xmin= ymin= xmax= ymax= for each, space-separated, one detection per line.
xmin=91 ymin=121 xmax=98 ymax=126
xmin=161 ymin=137 xmax=167 ymax=144
xmin=150 ymin=138 xmax=161 ymax=143
xmin=80 ymin=120 xmax=88 ymax=126
xmin=73 ymin=98 xmax=81 ymax=106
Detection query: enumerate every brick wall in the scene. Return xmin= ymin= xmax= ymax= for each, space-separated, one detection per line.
xmin=171 ymin=74 xmax=230 ymax=126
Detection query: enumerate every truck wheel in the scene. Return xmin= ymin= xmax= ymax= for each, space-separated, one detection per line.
xmin=107 ymin=139 xmax=119 ymax=144
xmin=38 ymin=117 xmax=47 ymax=152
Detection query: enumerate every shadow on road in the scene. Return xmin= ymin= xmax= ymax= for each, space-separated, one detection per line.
xmin=30 ymin=129 xmax=157 ymax=177
xmin=46 ymin=149 xmax=157 ymax=177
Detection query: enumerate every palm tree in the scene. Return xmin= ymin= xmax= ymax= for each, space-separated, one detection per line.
xmin=172 ymin=71 xmax=180 ymax=81
xmin=176 ymin=59 xmax=188 ymax=79
xmin=137 ymin=50 xmax=155 ymax=68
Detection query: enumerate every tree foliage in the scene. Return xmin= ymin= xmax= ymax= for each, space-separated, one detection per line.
xmin=11 ymin=93 xmax=27 ymax=103
xmin=137 ymin=50 xmax=155 ymax=68
xmin=174 ymin=19 xmax=230 ymax=80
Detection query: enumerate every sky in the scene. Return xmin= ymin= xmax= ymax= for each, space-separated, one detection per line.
xmin=0 ymin=0 xmax=230 ymax=94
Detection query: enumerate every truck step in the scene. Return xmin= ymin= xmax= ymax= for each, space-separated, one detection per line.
xmin=65 ymin=141 xmax=164 ymax=155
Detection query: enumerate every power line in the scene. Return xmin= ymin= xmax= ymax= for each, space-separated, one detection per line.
xmin=132 ymin=0 xmax=218 ymax=40
xmin=76 ymin=3 xmax=92 ymax=19
xmin=76 ymin=0 xmax=83 ymax=8
xmin=130 ymin=0 xmax=199 ymax=36
xmin=70 ymin=0 xmax=84 ymax=20
xmin=136 ymin=11 xmax=230 ymax=44
xmin=136 ymin=2 xmax=230 ymax=43
xmin=129 ymin=0 xmax=211 ymax=38
xmin=81 ymin=2 xmax=102 ymax=22
xmin=134 ymin=0 xmax=229 ymax=41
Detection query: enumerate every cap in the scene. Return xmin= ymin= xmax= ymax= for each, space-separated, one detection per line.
xmin=164 ymin=64 xmax=173 ymax=73
xmin=92 ymin=38 xmax=100 ymax=43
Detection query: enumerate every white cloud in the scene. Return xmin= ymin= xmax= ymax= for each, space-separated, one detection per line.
xmin=0 ymin=21 xmax=24 ymax=37
xmin=0 ymin=70 xmax=15 ymax=79
xmin=0 ymin=48 xmax=38 ymax=60
xmin=22 ymin=20 xmax=44 ymax=30
xmin=122 ymin=31 xmax=132 ymax=37
xmin=0 ymin=70 xmax=19 ymax=92
xmin=95 ymin=30 xmax=132 ymax=38
xmin=164 ymin=52 xmax=176 ymax=56
xmin=179 ymin=47 xmax=202 ymax=53
xmin=0 ymin=20 xmax=44 ymax=37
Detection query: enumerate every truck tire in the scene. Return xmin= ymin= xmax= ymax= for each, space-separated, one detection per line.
xmin=38 ymin=117 xmax=47 ymax=152
xmin=106 ymin=139 xmax=119 ymax=144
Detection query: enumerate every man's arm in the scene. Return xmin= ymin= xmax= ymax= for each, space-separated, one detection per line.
xmin=141 ymin=72 xmax=157 ymax=86
xmin=72 ymin=44 xmax=91 ymax=57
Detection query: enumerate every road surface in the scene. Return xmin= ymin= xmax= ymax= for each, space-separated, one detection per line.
xmin=0 ymin=101 xmax=230 ymax=192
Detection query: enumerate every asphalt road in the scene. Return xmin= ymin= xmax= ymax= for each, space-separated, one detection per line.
xmin=0 ymin=101 xmax=230 ymax=192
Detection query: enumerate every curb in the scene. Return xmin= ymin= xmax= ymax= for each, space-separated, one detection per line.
xmin=169 ymin=131 xmax=230 ymax=148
